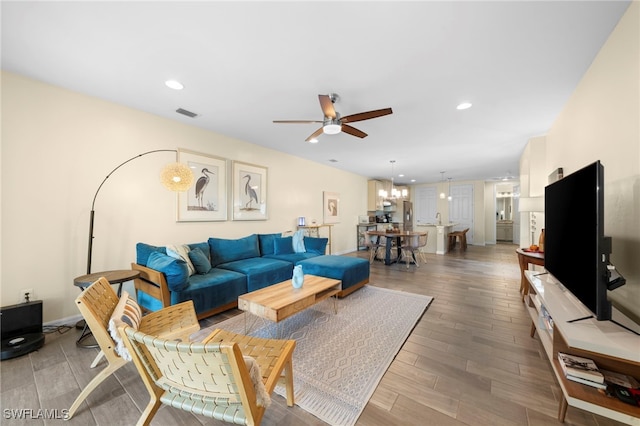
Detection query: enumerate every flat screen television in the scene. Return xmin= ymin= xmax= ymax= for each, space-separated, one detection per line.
xmin=545 ymin=160 xmax=611 ymax=321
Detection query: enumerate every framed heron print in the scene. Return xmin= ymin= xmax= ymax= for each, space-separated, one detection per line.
xmin=177 ymin=149 xmax=227 ymax=221
xmin=323 ymin=191 xmax=340 ymax=224
xmin=232 ymin=161 xmax=268 ymax=221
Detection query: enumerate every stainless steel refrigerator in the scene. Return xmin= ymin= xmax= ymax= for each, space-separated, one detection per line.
xmin=403 ymin=200 xmax=413 ymax=231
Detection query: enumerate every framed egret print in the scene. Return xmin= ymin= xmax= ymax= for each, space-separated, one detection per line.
xmin=232 ymin=161 xmax=268 ymax=221
xmin=177 ymin=149 xmax=227 ymax=221
xmin=323 ymin=191 xmax=340 ymax=224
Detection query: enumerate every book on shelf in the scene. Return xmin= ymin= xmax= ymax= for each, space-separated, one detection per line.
xmin=539 ymin=305 xmax=554 ymax=331
xmin=557 ymin=352 xmax=604 ymax=384
xmin=566 ymin=374 xmax=608 ymax=390
xmin=601 ymin=369 xmax=640 ymax=389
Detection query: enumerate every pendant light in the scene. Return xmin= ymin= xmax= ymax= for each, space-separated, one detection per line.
xmin=439 ymin=171 xmax=446 ymax=199
xmin=379 ymin=160 xmax=406 ymax=199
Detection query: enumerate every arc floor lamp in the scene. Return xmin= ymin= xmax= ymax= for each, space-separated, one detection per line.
xmin=86 ymin=149 xmax=194 ymax=274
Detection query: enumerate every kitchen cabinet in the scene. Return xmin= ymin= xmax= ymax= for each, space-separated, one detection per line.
xmin=417 ymin=223 xmax=457 ymax=254
xmin=367 ymin=180 xmax=384 ymax=211
xmin=496 ymin=222 xmax=513 ymax=241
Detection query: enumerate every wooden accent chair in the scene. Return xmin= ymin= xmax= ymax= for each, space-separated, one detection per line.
xmin=67 ymin=277 xmax=200 ymax=419
xmin=448 ymin=228 xmax=469 ymax=252
xmin=398 ymin=232 xmax=428 ymax=269
xmin=119 ymin=325 xmax=296 ymax=426
xmin=131 ymin=262 xmax=237 ymax=320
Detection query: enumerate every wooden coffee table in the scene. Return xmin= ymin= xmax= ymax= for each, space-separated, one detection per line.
xmin=238 ymin=275 xmax=341 ymax=335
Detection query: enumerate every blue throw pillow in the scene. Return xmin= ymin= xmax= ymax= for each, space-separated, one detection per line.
xmin=258 ymin=233 xmax=281 ymax=256
xmin=208 ymin=234 xmax=260 ymax=267
xmin=304 ymin=237 xmax=328 ymax=255
xmin=136 ymin=242 xmax=166 ymax=266
xmin=188 ymin=247 xmax=212 ymax=274
xmin=274 ymin=236 xmax=294 ymax=255
xmin=292 ymin=230 xmax=306 ymax=253
xmin=147 ymin=251 xmax=189 ymax=291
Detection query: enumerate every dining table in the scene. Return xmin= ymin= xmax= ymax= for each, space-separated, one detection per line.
xmin=367 ymin=230 xmax=427 ymax=265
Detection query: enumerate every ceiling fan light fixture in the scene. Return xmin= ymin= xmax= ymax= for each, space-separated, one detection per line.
xmin=323 ymin=122 xmax=342 ymax=135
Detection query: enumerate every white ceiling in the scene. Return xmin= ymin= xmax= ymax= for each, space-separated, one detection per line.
xmin=1 ymin=1 xmax=630 ymax=185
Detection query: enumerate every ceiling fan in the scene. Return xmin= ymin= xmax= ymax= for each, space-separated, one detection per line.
xmin=273 ymin=93 xmax=393 ymax=142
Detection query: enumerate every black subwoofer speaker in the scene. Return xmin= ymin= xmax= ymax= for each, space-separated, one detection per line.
xmin=1 ymin=300 xmax=45 ymax=360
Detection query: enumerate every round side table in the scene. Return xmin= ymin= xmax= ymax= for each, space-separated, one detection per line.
xmin=73 ymin=269 xmax=140 ymax=348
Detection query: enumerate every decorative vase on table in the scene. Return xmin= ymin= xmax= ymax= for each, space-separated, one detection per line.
xmin=539 ymin=229 xmax=545 ymax=252
xmin=292 ymin=265 xmax=304 ymax=288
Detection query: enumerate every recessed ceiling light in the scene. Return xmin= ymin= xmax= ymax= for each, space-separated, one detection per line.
xmin=399 ymin=174 xmax=404 ymax=177
xmin=165 ymin=80 xmax=184 ymax=90
xmin=308 ymin=138 xmax=319 ymax=144
xmin=456 ymin=102 xmax=472 ymax=110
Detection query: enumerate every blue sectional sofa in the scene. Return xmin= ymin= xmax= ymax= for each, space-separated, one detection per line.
xmin=132 ymin=233 xmax=369 ymax=319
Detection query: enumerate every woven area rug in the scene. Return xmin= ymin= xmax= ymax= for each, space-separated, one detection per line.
xmin=193 ymin=285 xmax=433 ymax=426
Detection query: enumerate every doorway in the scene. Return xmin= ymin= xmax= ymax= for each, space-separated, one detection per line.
xmin=494 ymin=182 xmax=519 ymax=244
xmin=449 ymin=183 xmax=474 ymax=244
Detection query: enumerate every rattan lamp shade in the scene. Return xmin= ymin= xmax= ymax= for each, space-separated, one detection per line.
xmin=160 ymin=162 xmax=194 ymax=192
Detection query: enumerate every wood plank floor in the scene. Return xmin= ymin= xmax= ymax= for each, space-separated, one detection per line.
xmin=0 ymin=243 xmax=627 ymax=425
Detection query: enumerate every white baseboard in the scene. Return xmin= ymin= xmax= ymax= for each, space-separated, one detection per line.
xmin=45 ymin=314 xmax=82 ymax=328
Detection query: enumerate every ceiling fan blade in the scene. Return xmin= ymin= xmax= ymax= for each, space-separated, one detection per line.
xmin=341 ymin=124 xmax=368 ymax=138
xmin=305 ymin=127 xmax=324 ymax=142
xmin=273 ymin=120 xmax=322 ymax=124
xmin=318 ymin=94 xmax=337 ymax=119
xmin=341 ymin=108 xmax=393 ymax=123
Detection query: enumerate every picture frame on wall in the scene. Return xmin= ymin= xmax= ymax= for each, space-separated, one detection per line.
xmin=232 ymin=161 xmax=268 ymax=220
xmin=177 ymin=149 xmax=227 ymax=222
xmin=323 ymin=191 xmax=340 ymax=224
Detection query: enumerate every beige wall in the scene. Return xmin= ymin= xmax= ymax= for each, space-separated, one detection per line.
xmin=529 ymin=2 xmax=639 ymax=319
xmin=1 ymin=71 xmax=368 ymax=322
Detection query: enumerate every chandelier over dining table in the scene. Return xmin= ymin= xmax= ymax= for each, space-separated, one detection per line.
xmin=378 ymin=160 xmax=407 ymax=199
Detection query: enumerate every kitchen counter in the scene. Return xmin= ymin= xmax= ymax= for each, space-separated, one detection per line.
xmin=417 ymin=223 xmax=458 ymax=254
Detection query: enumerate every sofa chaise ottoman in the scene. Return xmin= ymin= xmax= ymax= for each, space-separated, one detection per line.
xmin=296 ymin=255 xmax=370 ymax=297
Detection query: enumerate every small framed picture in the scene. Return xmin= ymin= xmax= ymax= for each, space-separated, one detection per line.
xmin=177 ymin=149 xmax=227 ymax=221
xmin=232 ymin=161 xmax=268 ymax=220
xmin=323 ymin=191 xmax=340 ymax=224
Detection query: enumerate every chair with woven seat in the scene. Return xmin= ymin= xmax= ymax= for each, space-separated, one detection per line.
xmin=398 ymin=232 xmax=428 ymax=269
xmin=67 ymin=276 xmax=200 ymax=419
xmin=364 ymin=231 xmax=385 ymax=263
xmin=119 ymin=325 xmax=295 ymax=426
xmin=448 ymin=228 xmax=469 ymax=252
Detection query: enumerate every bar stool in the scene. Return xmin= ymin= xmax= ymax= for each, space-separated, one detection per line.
xmin=448 ymin=228 xmax=469 ymax=252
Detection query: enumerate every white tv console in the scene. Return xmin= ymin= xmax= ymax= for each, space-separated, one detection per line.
xmin=525 ymin=271 xmax=640 ymax=424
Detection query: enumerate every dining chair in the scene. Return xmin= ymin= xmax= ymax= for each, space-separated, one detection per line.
xmin=364 ymin=231 xmax=385 ymax=263
xmin=417 ymin=231 xmax=429 ymax=263
xmin=119 ymin=325 xmax=295 ymax=426
xmin=67 ymin=277 xmax=200 ymax=419
xmin=398 ymin=232 xmax=428 ymax=269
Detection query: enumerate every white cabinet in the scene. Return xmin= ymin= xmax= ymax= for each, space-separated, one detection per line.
xmin=367 ymin=180 xmax=384 ymax=211
xmin=496 ymin=222 xmax=513 ymax=241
